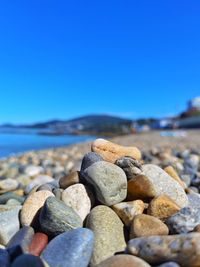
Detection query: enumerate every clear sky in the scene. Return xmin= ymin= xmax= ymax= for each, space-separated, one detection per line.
xmin=0 ymin=0 xmax=200 ymax=124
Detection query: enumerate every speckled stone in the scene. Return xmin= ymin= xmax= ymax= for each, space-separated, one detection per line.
xmin=39 ymin=197 xmax=82 ymax=237
xmin=41 ymin=228 xmax=94 ymax=267
xmin=11 ymin=254 xmax=48 ymax=267
xmin=83 ymin=161 xmax=127 ymax=206
xmin=115 ymin=157 xmax=142 ymax=179
xmin=59 ymin=172 xmax=80 ymax=190
xmin=29 ymin=232 xmax=48 ymax=256
xmin=127 ymin=233 xmax=200 ymax=266
xmin=86 ymin=205 xmax=126 ymax=266
xmin=20 ymin=190 xmax=54 ymax=226
xmin=80 ymin=152 xmax=104 ymax=172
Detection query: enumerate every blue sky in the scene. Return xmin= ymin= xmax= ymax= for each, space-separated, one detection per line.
xmin=0 ymin=0 xmax=200 ymax=124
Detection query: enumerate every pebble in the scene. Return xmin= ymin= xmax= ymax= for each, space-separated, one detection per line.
xmin=25 ymin=175 xmax=54 ymax=194
xmin=164 ymin=166 xmax=186 ymax=189
xmin=0 ymin=179 xmax=19 ymax=193
xmin=59 ymin=171 xmax=80 ymax=189
xmin=156 ymin=262 xmax=180 ymax=267
xmin=96 ymin=255 xmax=151 ymax=267
xmin=147 ymin=195 xmax=181 ymax=221
xmin=83 ymin=161 xmax=127 ymax=206
xmin=0 ymin=249 xmax=10 ymax=267
xmin=0 ymin=192 xmax=24 ymax=205
xmin=20 ymin=190 xmax=54 ymax=226
xmin=24 ymin=165 xmax=44 ymax=176
xmin=127 ymin=232 xmax=200 ymax=266
xmin=86 ymin=205 xmax=126 ymax=266
xmin=115 ymin=157 xmax=142 ymax=179
xmin=91 ymin=138 xmax=141 ymax=163
xmin=80 ymin=152 xmax=104 ymax=171
xmin=0 ymin=206 xmax=21 ymax=245
xmin=11 ymin=254 xmax=48 ymax=267
xmin=41 ymin=228 xmax=94 ymax=267
xmin=29 ymin=232 xmax=48 ymax=256
xmin=112 ymin=200 xmax=145 ymax=226
xmin=62 ymin=184 xmax=91 ymax=221
xmin=127 ymin=164 xmax=188 ymax=208
xmin=39 ymin=196 xmax=82 ymax=237
xmin=130 ymin=214 xmax=169 ymax=238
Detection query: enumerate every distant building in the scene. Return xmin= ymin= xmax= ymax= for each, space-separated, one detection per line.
xmin=188 ymin=97 xmax=200 ymax=111
xmin=151 ymin=118 xmax=174 ymax=129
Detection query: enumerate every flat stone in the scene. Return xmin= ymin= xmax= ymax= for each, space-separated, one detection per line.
xmin=29 ymin=232 xmax=48 ymax=256
xmin=59 ymin=172 xmax=80 ymax=189
xmin=0 ymin=192 xmax=24 ymax=204
xmin=147 ymin=195 xmax=181 ymax=221
xmin=91 ymin=138 xmax=141 ymax=163
xmin=0 ymin=179 xmax=19 ymax=194
xmin=0 ymin=249 xmax=10 ymax=267
xmin=130 ymin=214 xmax=169 ymax=238
xmin=80 ymin=152 xmax=104 ymax=172
xmin=20 ymin=190 xmax=54 ymax=226
xmin=115 ymin=157 xmax=142 ymax=179
xmin=11 ymin=254 xmax=48 ymax=267
xmin=0 ymin=206 xmax=21 ymax=245
xmin=112 ymin=200 xmax=145 ymax=226
xmin=7 ymin=226 xmax=34 ymax=261
xmin=25 ymin=175 xmax=54 ymax=194
xmin=24 ymin=165 xmax=44 ymax=177
xmin=127 ymin=164 xmax=188 ymax=208
xmin=83 ymin=161 xmax=127 ymax=206
xmin=86 ymin=205 xmax=126 ymax=266
xmin=41 ymin=228 xmax=94 ymax=267
xmin=39 ymin=197 xmax=82 ymax=237
xmin=62 ymin=184 xmax=91 ymax=221
xmin=96 ymin=255 xmax=151 ymax=267
xmin=127 ymin=232 xmax=200 ymax=266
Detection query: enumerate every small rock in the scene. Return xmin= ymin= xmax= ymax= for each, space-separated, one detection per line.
xmin=0 ymin=179 xmax=19 ymax=193
xmin=25 ymin=175 xmax=54 ymax=194
xmin=86 ymin=205 xmax=126 ymax=266
xmin=41 ymin=228 xmax=94 ymax=267
xmin=83 ymin=161 xmax=127 ymax=206
xmin=20 ymin=190 xmax=54 ymax=226
xmin=59 ymin=171 xmax=80 ymax=189
xmin=39 ymin=197 xmax=82 ymax=237
xmin=115 ymin=157 xmax=142 ymax=179
xmin=112 ymin=200 xmax=145 ymax=226
xmin=127 ymin=232 xmax=200 ymax=266
xmin=29 ymin=232 xmax=48 ymax=256
xmin=11 ymin=254 xmax=48 ymax=267
xmin=0 ymin=192 xmax=24 ymax=205
xmin=164 ymin=166 xmax=186 ymax=189
xmin=156 ymin=262 xmax=180 ymax=267
xmin=91 ymin=138 xmax=141 ymax=163
xmin=80 ymin=152 xmax=104 ymax=172
xmin=130 ymin=214 xmax=169 ymax=238
xmin=24 ymin=165 xmax=44 ymax=177
xmin=0 ymin=249 xmax=10 ymax=267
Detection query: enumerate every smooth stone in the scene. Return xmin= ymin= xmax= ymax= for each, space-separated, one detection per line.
xmin=7 ymin=226 xmax=34 ymax=261
xmin=62 ymin=184 xmax=91 ymax=221
xmin=29 ymin=232 xmax=48 ymax=256
xmin=164 ymin=166 xmax=186 ymax=189
xmin=0 ymin=179 xmax=19 ymax=194
xmin=86 ymin=205 xmax=126 ymax=266
xmin=166 ymin=193 xmax=200 ymax=233
xmin=127 ymin=233 xmax=200 ymax=266
xmin=11 ymin=254 xmax=48 ymax=267
xmin=0 ymin=193 xmax=24 ymax=204
xmin=80 ymin=152 xmax=104 ymax=172
xmin=41 ymin=228 xmax=94 ymax=267
xmin=91 ymin=138 xmax=141 ymax=163
xmin=20 ymin=190 xmax=54 ymax=226
xmin=83 ymin=161 xmax=127 ymax=206
xmin=0 ymin=206 xmax=21 ymax=245
xmin=25 ymin=175 xmax=54 ymax=194
xmin=6 ymin=199 xmax=21 ymax=206
xmin=96 ymin=255 xmax=151 ymax=267
xmin=0 ymin=249 xmax=10 ymax=267
xmin=115 ymin=157 xmax=142 ymax=179
xmin=130 ymin=214 xmax=169 ymax=238
xmin=39 ymin=197 xmax=82 ymax=237
xmin=112 ymin=200 xmax=145 ymax=226
xmin=156 ymin=262 xmax=180 ymax=267
xmin=128 ymin=164 xmax=188 ymax=208
xmin=59 ymin=172 xmax=80 ymax=189
xmin=24 ymin=165 xmax=44 ymax=177
xmin=147 ymin=195 xmax=181 ymax=221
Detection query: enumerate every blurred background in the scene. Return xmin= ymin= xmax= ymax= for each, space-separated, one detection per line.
xmin=0 ymin=0 xmax=200 ymax=157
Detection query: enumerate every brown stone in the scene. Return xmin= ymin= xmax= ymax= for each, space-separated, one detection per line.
xmin=147 ymin=195 xmax=181 ymax=221
xmin=91 ymin=138 xmax=141 ymax=163
xmin=164 ymin=166 xmax=186 ymax=189
xmin=194 ymin=224 xmax=200 ymax=232
xmin=29 ymin=232 xmax=48 ymax=256
xmin=130 ymin=214 xmax=169 ymax=238
xmin=59 ymin=171 xmax=80 ymax=189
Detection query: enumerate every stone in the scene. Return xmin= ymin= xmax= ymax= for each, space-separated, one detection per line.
xmin=0 ymin=206 xmax=21 ymax=245
xmin=29 ymin=232 xmax=48 ymax=256
xmin=0 ymin=192 xmax=24 ymax=205
xmin=41 ymin=228 xmax=94 ymax=267
xmin=11 ymin=254 xmax=48 ymax=267
xmin=80 ymin=152 xmax=104 ymax=172
xmin=164 ymin=166 xmax=186 ymax=189
xmin=127 ymin=233 xmax=200 ymax=266
xmin=86 ymin=205 xmax=126 ymax=266
xmin=156 ymin=263 xmax=180 ymax=267
xmin=59 ymin=171 xmax=80 ymax=189
xmin=96 ymin=255 xmax=151 ymax=267
xmin=83 ymin=161 xmax=127 ymax=206
xmin=127 ymin=164 xmax=188 ymax=208
xmin=130 ymin=214 xmax=169 ymax=238
xmin=25 ymin=175 xmax=54 ymax=194
xmin=20 ymin=190 xmax=54 ymax=226
xmin=91 ymin=138 xmax=141 ymax=163
xmin=39 ymin=197 xmax=82 ymax=237
xmin=115 ymin=157 xmax=142 ymax=179
xmin=0 ymin=249 xmax=10 ymax=267
xmin=7 ymin=226 xmax=34 ymax=261
xmin=112 ymin=200 xmax=145 ymax=226
xmin=147 ymin=195 xmax=181 ymax=221
xmin=62 ymin=184 xmax=91 ymax=221
xmin=24 ymin=165 xmax=44 ymax=176
xmin=0 ymin=179 xmax=19 ymax=193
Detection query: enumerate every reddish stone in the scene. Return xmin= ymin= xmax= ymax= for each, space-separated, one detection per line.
xmin=29 ymin=232 xmax=48 ymax=256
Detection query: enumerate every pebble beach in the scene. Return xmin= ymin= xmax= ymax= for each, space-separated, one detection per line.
xmin=0 ymin=130 xmax=200 ymax=266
